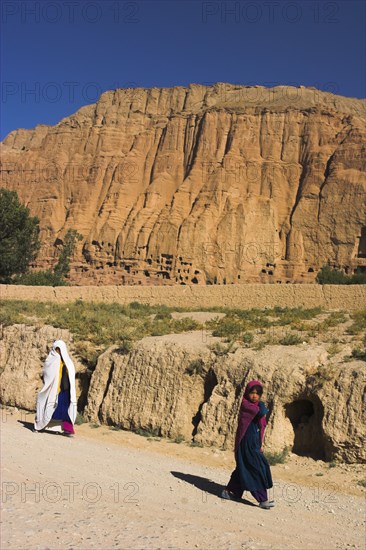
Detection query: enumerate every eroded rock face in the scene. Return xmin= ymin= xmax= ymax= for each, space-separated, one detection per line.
xmin=1 ymin=83 xmax=365 ymax=284
xmin=1 ymin=325 xmax=364 ymax=462
xmin=84 ymin=334 xmax=365 ymax=463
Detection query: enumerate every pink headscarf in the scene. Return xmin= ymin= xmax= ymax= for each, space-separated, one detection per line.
xmin=244 ymin=379 xmax=263 ymax=398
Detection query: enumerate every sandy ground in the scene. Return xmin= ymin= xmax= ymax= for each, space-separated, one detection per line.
xmin=1 ymin=408 xmax=365 ymax=550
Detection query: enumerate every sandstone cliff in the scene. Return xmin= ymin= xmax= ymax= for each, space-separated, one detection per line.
xmin=1 ymin=324 xmax=364 ymax=463
xmin=1 ymin=83 xmax=365 ymax=284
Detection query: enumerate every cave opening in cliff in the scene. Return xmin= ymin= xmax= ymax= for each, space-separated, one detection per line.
xmin=191 ymin=368 xmax=218 ymax=438
xmin=285 ymin=398 xmax=325 ymax=460
xmin=357 ymin=227 xmax=366 ymax=258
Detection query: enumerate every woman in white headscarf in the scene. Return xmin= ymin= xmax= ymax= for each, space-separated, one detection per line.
xmin=34 ymin=340 xmax=77 ymax=436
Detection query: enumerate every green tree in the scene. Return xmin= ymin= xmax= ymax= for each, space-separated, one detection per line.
xmin=14 ymin=227 xmax=83 ymax=286
xmin=0 ymin=188 xmax=40 ymax=282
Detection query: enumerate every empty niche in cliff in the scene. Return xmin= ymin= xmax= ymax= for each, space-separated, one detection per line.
xmin=357 ymin=227 xmax=366 ymax=258
xmin=192 ymin=368 xmax=218 ymax=437
xmin=285 ymin=398 xmax=325 ymax=460
xmin=191 ymin=277 xmax=198 ymax=284
xmin=158 ymin=271 xmax=170 ymax=279
xmin=308 ymin=267 xmax=314 ymax=272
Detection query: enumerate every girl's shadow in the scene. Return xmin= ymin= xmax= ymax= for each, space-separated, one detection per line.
xmin=170 ymin=471 xmax=256 ymax=506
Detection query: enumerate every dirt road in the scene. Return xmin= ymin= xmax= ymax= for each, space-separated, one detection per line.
xmin=1 ymin=409 xmax=365 ymax=549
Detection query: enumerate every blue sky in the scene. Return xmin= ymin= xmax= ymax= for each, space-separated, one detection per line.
xmin=1 ymin=0 xmax=365 ymax=140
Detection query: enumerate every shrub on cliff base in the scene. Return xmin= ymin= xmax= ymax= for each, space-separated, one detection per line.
xmin=14 ymin=270 xmax=67 ymax=286
xmin=347 ymin=311 xmax=366 ymax=335
xmin=316 ymin=266 xmax=366 ymax=285
xmin=265 ymin=446 xmax=290 ymax=465
xmin=0 ymin=188 xmax=40 ymax=282
xmin=351 ymin=347 xmax=366 ymax=361
xmin=185 ymin=358 xmax=206 ymax=376
xmin=75 ymin=413 xmax=86 ymax=425
xmin=351 ymin=335 xmax=366 ymax=361
xmin=279 ymin=333 xmax=303 ymax=346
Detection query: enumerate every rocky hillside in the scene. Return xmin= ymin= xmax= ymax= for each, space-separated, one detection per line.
xmin=1 ymin=324 xmax=364 ymax=463
xmin=1 ymin=83 xmax=365 ymax=284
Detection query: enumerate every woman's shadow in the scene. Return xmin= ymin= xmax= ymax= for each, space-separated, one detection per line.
xmin=17 ymin=420 xmax=35 ymax=432
xmin=17 ymin=420 xmax=61 ymax=436
xmin=170 ymin=471 xmax=256 ymax=506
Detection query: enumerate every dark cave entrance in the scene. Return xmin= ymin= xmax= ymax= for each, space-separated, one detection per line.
xmin=285 ymin=398 xmax=325 ymax=460
xmin=357 ymin=227 xmax=366 ymax=258
xmin=191 ymin=369 xmax=218 ymax=437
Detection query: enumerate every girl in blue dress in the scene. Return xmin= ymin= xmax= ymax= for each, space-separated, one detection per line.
xmin=222 ymin=379 xmax=274 ymax=509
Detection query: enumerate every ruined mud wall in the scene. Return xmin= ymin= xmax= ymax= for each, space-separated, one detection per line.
xmin=1 ymin=283 xmax=365 ymax=310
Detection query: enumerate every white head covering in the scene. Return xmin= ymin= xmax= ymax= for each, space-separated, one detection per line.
xmin=34 ymin=340 xmax=77 ymax=431
xmin=52 ymin=340 xmax=75 ymax=370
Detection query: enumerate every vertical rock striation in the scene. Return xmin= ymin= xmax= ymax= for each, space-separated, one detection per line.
xmin=1 ymin=83 xmax=365 ymax=284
